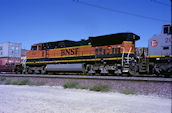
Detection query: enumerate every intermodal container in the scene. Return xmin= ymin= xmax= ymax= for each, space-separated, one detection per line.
xmin=0 ymin=42 xmax=22 ymax=58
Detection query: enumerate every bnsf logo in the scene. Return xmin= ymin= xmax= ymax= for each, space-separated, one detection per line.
xmin=61 ymin=48 xmax=79 ymax=56
xmin=151 ymin=40 xmax=158 ymax=47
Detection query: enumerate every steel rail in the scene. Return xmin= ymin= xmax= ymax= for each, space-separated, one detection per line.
xmin=0 ymin=74 xmax=172 ymax=82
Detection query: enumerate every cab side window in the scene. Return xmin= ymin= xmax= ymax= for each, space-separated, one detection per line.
xmin=31 ymin=46 xmax=37 ymax=50
xmin=163 ymin=27 xmax=168 ymax=34
xmin=170 ymin=26 xmax=172 ymax=34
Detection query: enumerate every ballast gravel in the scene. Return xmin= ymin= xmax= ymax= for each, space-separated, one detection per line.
xmin=0 ymin=85 xmax=171 ymax=113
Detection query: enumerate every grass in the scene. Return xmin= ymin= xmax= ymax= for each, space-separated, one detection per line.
xmin=63 ymin=81 xmax=110 ymax=92
xmin=4 ymin=80 xmax=11 ymax=85
xmin=89 ymin=84 xmax=110 ymax=92
xmin=4 ymin=79 xmax=137 ymax=95
xmin=0 ymin=76 xmax=6 ymax=81
xmin=29 ymin=82 xmax=45 ymax=86
xmin=63 ymin=81 xmax=79 ymax=89
xmin=5 ymin=79 xmax=44 ymax=86
xmin=5 ymin=79 xmax=30 ymax=85
xmin=121 ymin=89 xmax=137 ymax=95
xmin=77 ymin=85 xmax=89 ymax=89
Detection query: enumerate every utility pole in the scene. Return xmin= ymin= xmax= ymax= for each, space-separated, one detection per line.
xmin=171 ymin=0 xmax=172 ymax=55
xmin=171 ymin=0 xmax=172 ymax=25
xmin=171 ymin=1 xmax=172 ymax=112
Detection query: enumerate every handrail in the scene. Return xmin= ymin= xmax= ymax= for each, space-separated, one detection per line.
xmin=121 ymin=47 xmax=125 ymax=66
xmin=127 ymin=47 xmax=132 ymax=64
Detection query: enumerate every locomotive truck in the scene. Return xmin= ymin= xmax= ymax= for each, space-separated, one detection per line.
xmin=15 ymin=24 xmax=172 ymax=77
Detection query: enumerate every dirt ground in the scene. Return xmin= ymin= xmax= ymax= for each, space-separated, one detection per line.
xmin=0 ymin=85 xmax=171 ymax=113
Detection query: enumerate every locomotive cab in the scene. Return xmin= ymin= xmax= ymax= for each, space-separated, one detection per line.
xmin=31 ymin=44 xmax=42 ymax=51
xmin=162 ymin=24 xmax=172 ymax=34
xmin=147 ymin=24 xmax=172 ymax=77
xmin=148 ymin=24 xmax=172 ymax=57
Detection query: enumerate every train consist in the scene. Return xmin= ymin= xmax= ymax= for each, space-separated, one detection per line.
xmin=14 ymin=24 xmax=171 ymax=77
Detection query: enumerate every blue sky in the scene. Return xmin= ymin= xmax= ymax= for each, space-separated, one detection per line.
xmin=0 ymin=0 xmax=171 ymax=49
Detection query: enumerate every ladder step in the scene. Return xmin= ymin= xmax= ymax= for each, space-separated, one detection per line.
xmin=139 ymin=70 xmax=147 ymax=72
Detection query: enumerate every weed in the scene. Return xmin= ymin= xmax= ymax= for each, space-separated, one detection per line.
xmin=63 ymin=81 xmax=79 ymax=89
xmin=89 ymin=84 xmax=109 ymax=92
xmin=17 ymin=79 xmax=30 ymax=85
xmin=0 ymin=76 xmax=6 ymax=81
xmin=30 ymin=82 xmax=45 ymax=86
xmin=121 ymin=89 xmax=136 ymax=95
xmin=5 ymin=80 xmax=11 ymax=85
xmin=77 ymin=85 xmax=89 ymax=89
xmin=4 ymin=79 xmax=44 ymax=86
xmin=6 ymin=79 xmax=30 ymax=85
xmin=63 ymin=82 xmax=110 ymax=92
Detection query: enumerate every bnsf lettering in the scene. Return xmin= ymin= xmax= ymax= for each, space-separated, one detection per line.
xmin=61 ymin=48 xmax=78 ymax=56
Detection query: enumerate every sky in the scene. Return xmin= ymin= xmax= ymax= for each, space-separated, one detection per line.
xmin=0 ymin=0 xmax=171 ymax=50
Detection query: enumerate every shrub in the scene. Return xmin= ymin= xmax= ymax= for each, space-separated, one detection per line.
xmin=5 ymin=80 xmax=11 ymax=85
xmin=89 ymin=84 xmax=109 ymax=92
xmin=77 ymin=85 xmax=89 ymax=89
xmin=17 ymin=79 xmax=30 ymax=85
xmin=0 ymin=76 xmax=6 ymax=81
xmin=5 ymin=79 xmax=30 ymax=85
xmin=63 ymin=81 xmax=79 ymax=89
xmin=30 ymin=82 xmax=45 ymax=86
xmin=4 ymin=79 xmax=45 ymax=86
xmin=121 ymin=89 xmax=136 ymax=95
xmin=10 ymin=79 xmax=19 ymax=85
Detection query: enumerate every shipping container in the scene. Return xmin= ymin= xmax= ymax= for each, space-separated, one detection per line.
xmin=0 ymin=42 xmax=22 ymax=58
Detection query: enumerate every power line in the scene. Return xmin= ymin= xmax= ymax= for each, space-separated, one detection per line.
xmin=151 ymin=0 xmax=170 ymax=7
xmin=73 ymin=0 xmax=169 ymax=23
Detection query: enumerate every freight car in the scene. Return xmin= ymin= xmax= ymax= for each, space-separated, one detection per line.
xmin=0 ymin=57 xmax=21 ymax=72
xmin=16 ymin=33 xmax=140 ymax=75
xmin=0 ymin=42 xmax=22 ymax=73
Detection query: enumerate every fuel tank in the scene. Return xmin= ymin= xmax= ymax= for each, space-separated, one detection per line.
xmin=46 ymin=64 xmax=84 ymax=72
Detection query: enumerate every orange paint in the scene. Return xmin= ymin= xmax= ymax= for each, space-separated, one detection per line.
xmin=27 ymin=41 xmax=135 ymax=59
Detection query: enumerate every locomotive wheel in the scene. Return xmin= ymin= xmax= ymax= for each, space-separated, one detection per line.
xmin=41 ymin=69 xmax=46 ymax=74
xmin=109 ymin=70 xmax=114 ymax=74
xmin=95 ymin=70 xmax=101 ymax=75
xmin=161 ymin=72 xmax=170 ymax=78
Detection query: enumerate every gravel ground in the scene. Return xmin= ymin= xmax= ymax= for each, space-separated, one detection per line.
xmin=0 ymin=85 xmax=171 ymax=113
xmin=2 ymin=74 xmax=172 ymax=97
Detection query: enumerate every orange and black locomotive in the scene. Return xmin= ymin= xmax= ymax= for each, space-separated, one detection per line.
xmin=23 ymin=32 xmax=140 ymax=75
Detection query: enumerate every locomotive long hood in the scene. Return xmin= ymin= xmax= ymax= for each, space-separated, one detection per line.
xmin=89 ymin=32 xmax=140 ymax=46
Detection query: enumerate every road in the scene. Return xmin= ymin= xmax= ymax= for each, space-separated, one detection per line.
xmin=0 ymin=85 xmax=171 ymax=113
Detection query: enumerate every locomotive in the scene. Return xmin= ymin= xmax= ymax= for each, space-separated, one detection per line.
xmin=146 ymin=24 xmax=172 ymax=77
xmin=15 ymin=24 xmax=172 ymax=77
xmin=21 ymin=33 xmax=139 ymax=75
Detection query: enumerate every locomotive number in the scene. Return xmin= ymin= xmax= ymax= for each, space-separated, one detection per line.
xmin=61 ymin=48 xmax=79 ymax=56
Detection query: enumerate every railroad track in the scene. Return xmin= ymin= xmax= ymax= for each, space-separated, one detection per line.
xmin=0 ymin=74 xmax=172 ymax=82
xmin=1 ymin=73 xmax=172 ymax=97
